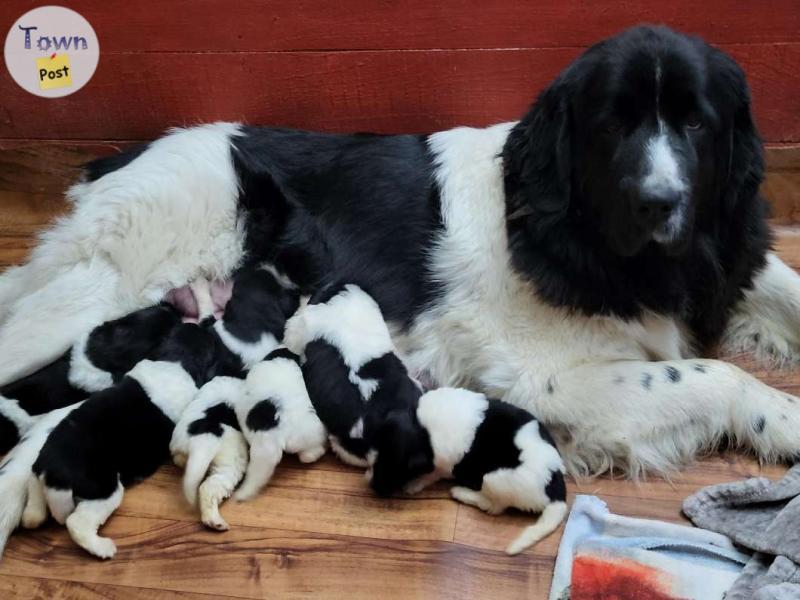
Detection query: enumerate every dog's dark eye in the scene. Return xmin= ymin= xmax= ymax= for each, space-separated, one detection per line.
xmin=685 ymin=114 xmax=703 ymax=130
xmin=604 ymin=119 xmax=623 ymax=134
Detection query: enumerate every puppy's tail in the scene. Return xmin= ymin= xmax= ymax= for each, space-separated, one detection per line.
xmin=505 ymin=501 xmax=568 ymax=555
xmin=183 ymin=436 xmax=220 ymax=507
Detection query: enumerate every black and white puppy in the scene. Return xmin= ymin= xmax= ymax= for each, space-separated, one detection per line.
xmin=211 ymin=264 xmax=301 ymax=372
xmin=30 ymin=322 xmax=221 ymax=559
xmin=284 ymin=283 xmax=423 ymax=468
xmin=233 ymin=347 xmax=327 ymax=500
xmin=170 ymin=264 xmax=302 ymax=526
xmin=0 ymin=303 xmax=181 ymax=454
xmin=368 ymin=387 xmax=567 ymax=555
xmin=170 ymin=375 xmax=247 ymax=531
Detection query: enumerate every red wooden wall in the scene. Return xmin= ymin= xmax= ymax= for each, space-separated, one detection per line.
xmin=0 ymin=1 xmax=798 ymax=146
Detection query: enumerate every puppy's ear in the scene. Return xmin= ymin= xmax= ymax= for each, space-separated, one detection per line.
xmin=503 ymin=76 xmax=572 ymax=226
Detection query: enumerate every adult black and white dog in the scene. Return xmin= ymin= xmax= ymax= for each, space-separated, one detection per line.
xmin=1 ymin=25 xmax=799 ymax=480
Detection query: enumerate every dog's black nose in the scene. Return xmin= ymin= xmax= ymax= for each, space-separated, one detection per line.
xmin=633 ymin=189 xmax=681 ymax=228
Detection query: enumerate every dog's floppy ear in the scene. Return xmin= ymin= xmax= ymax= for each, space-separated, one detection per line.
xmin=503 ymin=75 xmax=572 ymax=227
xmin=706 ymin=47 xmax=765 ymax=218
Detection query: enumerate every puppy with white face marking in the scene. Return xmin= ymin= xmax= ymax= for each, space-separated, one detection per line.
xmin=368 ymin=387 xmax=567 ymax=555
xmin=283 ymin=283 xmax=423 ymax=467
xmin=30 ymin=322 xmax=221 ymax=559
xmin=0 ymin=303 xmax=182 ymax=455
xmin=233 ymin=347 xmax=327 ymax=500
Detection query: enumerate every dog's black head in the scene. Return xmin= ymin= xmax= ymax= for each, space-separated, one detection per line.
xmin=367 ymin=407 xmax=434 ymax=497
xmin=503 ymin=25 xmax=770 ymax=343
xmin=85 ymin=303 xmax=182 ymax=379
xmin=150 ymin=322 xmax=223 ymax=386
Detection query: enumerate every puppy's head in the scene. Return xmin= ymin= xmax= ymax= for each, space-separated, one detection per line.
xmin=367 ymin=407 xmax=434 ymax=497
xmin=150 ymin=322 xmax=222 ymax=386
xmin=504 ymin=25 xmax=763 ymax=258
xmin=86 ymin=303 xmax=182 ymax=377
xmin=223 ymin=265 xmax=300 ymax=342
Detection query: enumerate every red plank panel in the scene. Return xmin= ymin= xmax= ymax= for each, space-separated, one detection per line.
xmin=0 ymin=44 xmax=798 ymax=143
xmin=1 ymin=1 xmax=798 ymax=51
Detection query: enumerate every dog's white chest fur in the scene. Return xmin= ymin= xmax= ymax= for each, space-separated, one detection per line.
xmin=401 ymin=123 xmax=688 ymax=399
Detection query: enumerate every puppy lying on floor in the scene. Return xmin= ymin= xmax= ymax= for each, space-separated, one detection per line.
xmin=368 ymin=387 xmax=568 ymax=555
xmin=171 ymin=264 xmax=306 ymax=526
xmin=0 ymin=303 xmax=181 ymax=454
xmin=283 ymin=283 xmax=423 ymax=467
xmin=29 ymin=322 xmax=221 ymax=559
xmin=233 ymin=347 xmax=327 ymax=500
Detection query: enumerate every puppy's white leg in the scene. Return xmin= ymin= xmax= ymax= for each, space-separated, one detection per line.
xmin=65 ymin=481 xmax=123 ymax=559
xmin=198 ymin=429 xmax=248 ymax=531
xmin=329 ymin=436 xmax=368 ymax=468
xmin=21 ymin=475 xmax=47 ymax=529
xmin=44 ymin=486 xmax=75 ymax=525
xmin=450 ymin=486 xmax=497 ymax=513
xmin=508 ymin=358 xmax=800 ymax=477
xmin=235 ymin=433 xmax=283 ymax=501
xmin=724 ymin=252 xmax=800 ymax=366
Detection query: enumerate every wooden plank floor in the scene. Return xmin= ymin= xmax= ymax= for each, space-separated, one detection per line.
xmin=0 ymin=190 xmax=798 ymax=599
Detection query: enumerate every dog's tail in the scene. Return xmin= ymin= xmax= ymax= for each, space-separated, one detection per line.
xmin=505 ymin=501 xmax=568 ymax=555
xmin=183 ymin=436 xmax=221 ymax=507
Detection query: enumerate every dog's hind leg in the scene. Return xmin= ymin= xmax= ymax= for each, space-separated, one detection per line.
xmin=21 ymin=475 xmax=47 ymax=529
xmin=235 ymin=433 xmax=283 ymax=501
xmin=65 ymin=480 xmax=124 ymax=559
xmin=0 ymin=258 xmax=123 ymax=386
xmin=198 ymin=428 xmax=248 ymax=530
xmin=507 ymin=358 xmax=800 ymax=478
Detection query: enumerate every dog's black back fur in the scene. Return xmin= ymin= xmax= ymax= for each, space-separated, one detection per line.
xmin=503 ymin=25 xmax=770 ymax=348
xmin=232 ymin=129 xmax=443 ymax=325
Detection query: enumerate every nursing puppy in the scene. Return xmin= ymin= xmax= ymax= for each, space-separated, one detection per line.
xmin=233 ymin=348 xmax=327 ymax=500
xmin=0 ymin=303 xmax=181 ymax=454
xmin=170 ymin=264 xmax=301 ymax=525
xmin=368 ymin=387 xmax=567 ymax=555
xmin=284 ymin=283 xmax=422 ymax=467
xmin=170 ymin=376 xmax=247 ymax=531
xmin=211 ymin=264 xmax=301 ymax=372
xmin=31 ymin=322 xmax=221 ymax=559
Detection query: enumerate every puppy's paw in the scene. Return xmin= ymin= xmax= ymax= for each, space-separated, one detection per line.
xmin=202 ymin=515 xmax=230 ymax=532
xmin=87 ymin=536 xmax=117 ymax=560
xmin=21 ymin=506 xmax=47 ymax=529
